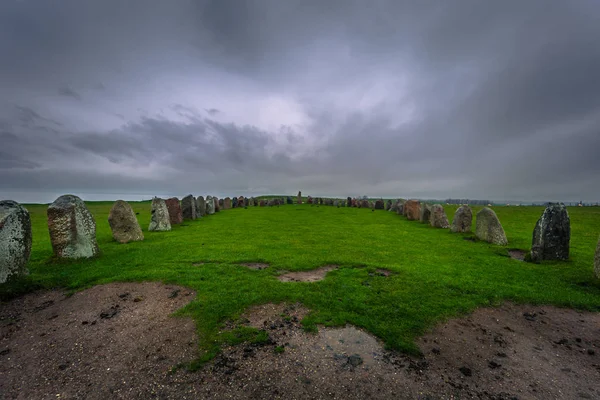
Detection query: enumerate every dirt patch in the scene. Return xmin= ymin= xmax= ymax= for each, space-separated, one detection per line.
xmin=277 ymin=265 xmax=338 ymax=282
xmin=241 ymin=263 xmax=270 ymax=270
xmin=0 ymin=282 xmax=198 ymax=400
xmin=2 ymin=291 xmax=600 ymax=399
xmin=508 ymin=249 xmax=527 ymax=261
xmin=370 ymin=268 xmax=393 ymax=277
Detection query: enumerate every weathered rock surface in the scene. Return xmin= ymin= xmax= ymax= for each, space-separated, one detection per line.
xmin=347 ymin=197 xmax=352 ymax=207
xmin=181 ymin=195 xmax=197 ymax=220
xmin=297 ymin=191 xmax=302 ymax=204
xmin=232 ymin=197 xmax=238 ymax=208
xmin=530 ymin=203 xmax=570 ymax=262
xmin=404 ymin=200 xmax=421 ymax=221
xmin=214 ymin=197 xmax=220 ymax=212
xmin=47 ymin=195 xmax=100 ymax=258
xmin=375 ymin=200 xmax=385 ymax=210
xmin=475 ymin=207 xmax=508 ymax=245
xmin=218 ymin=198 xmax=224 ymax=208
xmin=594 ymin=236 xmax=600 ymax=279
xmin=450 ymin=206 xmax=473 ymax=233
xmin=206 ymin=196 xmax=215 ymax=215
xmin=419 ymin=204 xmax=431 ymax=223
xmin=224 ymin=197 xmax=232 ymax=209
xmin=360 ymin=199 xmax=370 ymax=208
xmin=259 ymin=200 xmax=266 ymax=207
xmin=430 ymin=204 xmax=450 ymax=228
xmin=196 ymin=196 xmax=206 ymax=217
xmin=164 ymin=197 xmax=183 ymax=225
xmin=286 ymin=197 xmax=293 ymax=205
xmin=108 ymin=200 xmax=144 ymax=244
xmin=238 ymin=196 xmax=245 ymax=207
xmin=385 ymin=200 xmax=392 ymax=211
xmin=148 ymin=197 xmax=171 ymax=232
xmin=0 ymin=200 xmax=32 ymax=283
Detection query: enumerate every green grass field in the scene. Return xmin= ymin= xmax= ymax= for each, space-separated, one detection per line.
xmin=2 ymin=200 xmax=600 ymax=366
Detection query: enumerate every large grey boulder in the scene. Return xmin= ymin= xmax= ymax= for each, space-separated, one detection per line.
xmin=475 ymin=207 xmax=508 ymax=245
xmin=430 ymin=204 xmax=450 ymax=228
xmin=0 ymin=200 xmax=32 ymax=283
xmin=419 ymin=204 xmax=431 ymax=223
xmin=47 ymin=195 xmax=100 ymax=258
xmin=530 ymin=203 xmax=570 ymax=262
xmin=148 ymin=197 xmax=171 ymax=232
xmin=206 ymin=195 xmax=215 ymax=215
xmin=224 ymin=197 xmax=232 ymax=209
xmin=181 ymin=194 xmax=197 ymax=220
xmin=450 ymin=206 xmax=473 ymax=233
xmin=594 ymin=236 xmax=600 ymax=279
xmin=108 ymin=200 xmax=144 ymax=243
xmin=196 ymin=196 xmax=206 ymax=217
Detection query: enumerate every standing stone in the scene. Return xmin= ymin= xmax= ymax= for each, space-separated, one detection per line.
xmin=245 ymin=197 xmax=250 ymax=207
xmin=333 ymin=200 xmax=339 ymax=207
xmin=347 ymin=197 xmax=352 ymax=207
xmin=108 ymin=200 xmax=144 ymax=244
xmin=47 ymin=195 xmax=100 ymax=258
xmin=232 ymin=197 xmax=238 ymax=208
xmin=164 ymin=197 xmax=183 ymax=225
xmin=0 ymin=200 xmax=32 ymax=283
xmin=430 ymin=204 xmax=450 ymax=229
xmin=307 ymin=196 xmax=313 ymax=204
xmin=286 ymin=197 xmax=293 ymax=205
xmin=206 ymin=196 xmax=215 ymax=215
xmin=530 ymin=203 xmax=571 ymax=262
xmin=419 ymin=204 xmax=431 ymax=223
xmin=214 ymin=197 xmax=220 ymax=212
xmin=360 ymin=199 xmax=369 ymax=208
xmin=475 ymin=207 xmax=508 ymax=245
xmin=259 ymin=200 xmax=266 ymax=207
xmin=196 ymin=196 xmax=206 ymax=217
xmin=181 ymin=195 xmax=197 ymax=220
xmin=404 ymin=200 xmax=421 ymax=221
xmin=238 ymin=196 xmax=245 ymax=207
xmin=450 ymin=206 xmax=473 ymax=233
xmin=219 ymin=198 xmax=224 ymax=208
xmin=396 ymin=201 xmax=404 ymax=215
xmin=149 ymin=197 xmax=171 ymax=232
xmin=375 ymin=200 xmax=385 ymax=210
xmin=351 ymin=199 xmax=357 ymax=207
xmin=594 ymin=236 xmax=600 ymax=279
xmin=224 ymin=197 xmax=232 ymax=209
xmin=297 ymin=191 xmax=302 ymax=204
xmin=385 ymin=200 xmax=392 ymax=211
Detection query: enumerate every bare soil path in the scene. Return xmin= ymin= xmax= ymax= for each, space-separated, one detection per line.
xmin=1 ymin=283 xmax=599 ymax=399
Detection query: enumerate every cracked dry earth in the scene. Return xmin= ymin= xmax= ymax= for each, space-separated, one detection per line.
xmin=1 ymin=284 xmax=600 ymax=400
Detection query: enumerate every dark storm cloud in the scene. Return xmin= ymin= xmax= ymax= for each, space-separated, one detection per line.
xmin=1 ymin=0 xmax=599 ymax=202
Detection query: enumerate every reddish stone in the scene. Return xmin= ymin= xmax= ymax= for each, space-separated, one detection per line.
xmin=164 ymin=198 xmax=183 ymax=225
xmin=404 ymin=199 xmax=421 ymax=221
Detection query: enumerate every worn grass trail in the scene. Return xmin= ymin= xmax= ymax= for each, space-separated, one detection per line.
xmin=3 ymin=202 xmax=600 ymax=363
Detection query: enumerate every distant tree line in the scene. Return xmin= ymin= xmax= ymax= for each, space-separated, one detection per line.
xmin=444 ymin=199 xmax=491 ymax=205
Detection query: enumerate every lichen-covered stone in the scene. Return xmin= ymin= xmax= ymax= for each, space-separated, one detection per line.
xmin=164 ymin=197 xmax=183 ymax=225
xmin=148 ymin=197 xmax=171 ymax=232
xmin=451 ymin=206 xmax=473 ymax=233
xmin=475 ymin=207 xmax=508 ymax=245
xmin=404 ymin=200 xmax=421 ymax=221
xmin=224 ymin=197 xmax=232 ymax=209
xmin=594 ymin=236 xmax=600 ymax=279
xmin=385 ymin=200 xmax=392 ymax=211
xmin=419 ymin=204 xmax=431 ymax=223
xmin=530 ymin=203 xmax=570 ymax=262
xmin=375 ymin=200 xmax=385 ymax=210
xmin=430 ymin=204 xmax=450 ymax=229
xmin=0 ymin=200 xmax=32 ymax=283
xmin=206 ymin=195 xmax=215 ymax=215
xmin=108 ymin=200 xmax=144 ymax=243
xmin=237 ymin=196 xmax=245 ymax=207
xmin=181 ymin=195 xmax=197 ymax=220
xmin=196 ymin=196 xmax=206 ymax=217
xmin=47 ymin=195 xmax=100 ymax=258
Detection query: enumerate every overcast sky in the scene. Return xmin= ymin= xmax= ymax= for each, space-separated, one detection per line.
xmin=1 ymin=0 xmax=599 ymax=203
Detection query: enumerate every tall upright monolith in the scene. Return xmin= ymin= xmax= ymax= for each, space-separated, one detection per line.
xmin=0 ymin=200 xmax=32 ymax=283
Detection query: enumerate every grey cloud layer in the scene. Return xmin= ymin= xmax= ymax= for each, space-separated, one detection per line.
xmin=1 ymin=0 xmax=599 ymax=202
